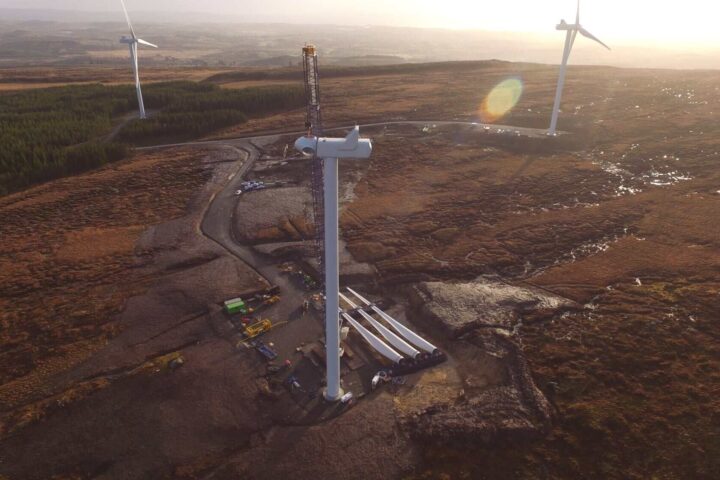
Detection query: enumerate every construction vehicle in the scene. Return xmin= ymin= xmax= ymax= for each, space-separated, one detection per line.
xmin=255 ymin=341 xmax=278 ymax=361
xmin=243 ymin=318 xmax=272 ymax=339
xmin=224 ymin=297 xmax=252 ymax=315
xmin=262 ymin=295 xmax=280 ymax=306
xmin=236 ymin=180 xmax=267 ymax=195
xmin=310 ymin=293 xmax=324 ymax=311
xmin=244 ymin=295 xmax=280 ymax=315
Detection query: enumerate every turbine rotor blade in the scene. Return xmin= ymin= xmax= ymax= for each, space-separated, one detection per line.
xmin=131 ymin=45 xmax=140 ymax=83
xmin=579 ymin=27 xmax=611 ymax=50
xmin=120 ymin=0 xmax=136 ymax=39
xmin=576 ymin=0 xmax=581 ymax=24
xmin=137 ymin=39 xmax=158 ymax=48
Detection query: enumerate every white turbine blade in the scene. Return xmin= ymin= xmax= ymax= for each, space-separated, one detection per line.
xmin=579 ymin=27 xmax=611 ymax=50
xmin=130 ymin=43 xmax=145 ymax=118
xmin=346 ymin=287 xmax=438 ymax=353
xmin=576 ymin=0 xmax=581 ymax=24
xmin=340 ymin=311 xmax=403 ymax=364
xmin=119 ymin=0 xmax=136 ymax=39
xmin=137 ymin=39 xmax=158 ymax=48
xmin=339 ymin=293 xmax=420 ymax=358
xmin=132 ymin=45 xmax=139 ymax=79
xmin=133 ymin=47 xmax=142 ymax=101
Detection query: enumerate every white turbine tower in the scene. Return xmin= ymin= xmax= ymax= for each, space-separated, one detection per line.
xmin=548 ymin=0 xmax=610 ymax=135
xmin=119 ymin=0 xmax=157 ymax=119
xmin=295 ymin=126 xmax=372 ymax=401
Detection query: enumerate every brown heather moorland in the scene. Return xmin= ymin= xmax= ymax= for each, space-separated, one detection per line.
xmin=0 ymin=61 xmax=719 ymax=479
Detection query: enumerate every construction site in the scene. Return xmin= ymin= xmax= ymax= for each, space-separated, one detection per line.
xmin=202 ymin=46 xmax=453 ymax=415
xmin=2 ymin=15 xmax=720 ymax=477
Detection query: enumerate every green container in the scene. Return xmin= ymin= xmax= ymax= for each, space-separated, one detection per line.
xmin=224 ymin=298 xmax=247 ymax=315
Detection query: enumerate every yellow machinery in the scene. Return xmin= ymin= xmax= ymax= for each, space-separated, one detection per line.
xmin=263 ymin=295 xmax=280 ymax=306
xmin=244 ymin=319 xmax=272 ymax=339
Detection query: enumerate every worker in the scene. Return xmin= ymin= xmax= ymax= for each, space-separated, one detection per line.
xmin=302 ymin=299 xmax=310 ymax=315
xmin=286 ymin=375 xmax=301 ymax=391
xmin=371 ymin=373 xmax=383 ymax=390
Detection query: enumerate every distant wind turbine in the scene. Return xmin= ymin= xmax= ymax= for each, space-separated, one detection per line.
xmin=548 ymin=0 xmax=610 ymax=135
xmin=119 ymin=0 xmax=158 ymax=119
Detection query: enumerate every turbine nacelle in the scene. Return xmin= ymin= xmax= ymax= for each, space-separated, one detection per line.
xmin=295 ymin=126 xmax=372 ymax=159
xmin=556 ymin=20 xmax=579 ymax=31
xmin=120 ymin=36 xmax=158 ymax=48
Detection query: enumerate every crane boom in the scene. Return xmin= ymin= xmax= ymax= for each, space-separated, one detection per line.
xmin=302 ymin=45 xmax=326 ymax=292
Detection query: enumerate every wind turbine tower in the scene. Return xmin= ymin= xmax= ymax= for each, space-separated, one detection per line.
xmin=296 ymin=127 xmax=372 ymax=401
xmin=548 ymin=0 xmax=610 ymax=135
xmin=297 ymin=47 xmax=373 ymax=401
xmin=119 ymin=0 xmax=158 ymax=119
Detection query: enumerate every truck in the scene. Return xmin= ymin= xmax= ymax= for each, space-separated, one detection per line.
xmin=235 ymin=181 xmax=267 ymax=195
xmin=254 ymin=341 xmax=278 ymax=361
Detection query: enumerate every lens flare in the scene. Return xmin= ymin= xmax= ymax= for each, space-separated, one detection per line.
xmin=480 ymin=77 xmax=523 ymax=123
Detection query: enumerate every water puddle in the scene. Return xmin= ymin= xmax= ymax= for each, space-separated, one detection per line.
xmin=592 ymin=148 xmax=692 ymax=196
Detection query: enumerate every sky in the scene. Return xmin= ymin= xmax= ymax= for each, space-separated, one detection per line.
xmin=3 ymin=0 xmax=720 ymax=48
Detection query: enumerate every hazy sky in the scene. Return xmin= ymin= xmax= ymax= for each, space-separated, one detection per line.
xmin=4 ymin=0 xmax=720 ymax=47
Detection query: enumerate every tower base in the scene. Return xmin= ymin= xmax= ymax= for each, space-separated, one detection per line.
xmin=323 ymin=387 xmax=344 ymax=402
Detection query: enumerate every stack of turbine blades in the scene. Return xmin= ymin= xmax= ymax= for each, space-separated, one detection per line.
xmin=339 ymin=293 xmax=420 ymax=358
xmin=346 ymin=288 xmax=438 ymax=354
xmin=340 ymin=310 xmax=403 ymax=364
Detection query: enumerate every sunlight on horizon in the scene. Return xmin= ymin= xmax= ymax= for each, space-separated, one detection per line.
xmin=7 ymin=0 xmax=720 ymax=49
xmin=381 ymin=0 xmax=720 ymax=47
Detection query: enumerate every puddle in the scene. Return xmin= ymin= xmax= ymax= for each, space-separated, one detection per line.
xmin=529 ymin=228 xmax=643 ymax=278
xmin=593 ymin=152 xmax=692 ymax=196
xmin=660 ymin=86 xmax=708 ymax=105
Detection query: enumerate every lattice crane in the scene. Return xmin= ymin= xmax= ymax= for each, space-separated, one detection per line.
xmin=302 ymin=45 xmax=326 ymax=287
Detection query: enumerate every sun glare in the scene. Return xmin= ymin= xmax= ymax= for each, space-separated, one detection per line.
xmin=480 ymin=78 xmax=523 ymax=123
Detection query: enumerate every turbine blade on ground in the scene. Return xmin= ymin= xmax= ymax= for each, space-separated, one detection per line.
xmin=579 ymin=27 xmax=611 ymax=50
xmin=119 ymin=0 xmax=136 ymax=39
xmin=346 ymin=287 xmax=437 ymax=353
xmin=339 ymin=292 xmax=420 ymax=358
xmin=340 ymin=311 xmax=403 ymax=364
xmin=137 ymin=39 xmax=158 ymax=48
